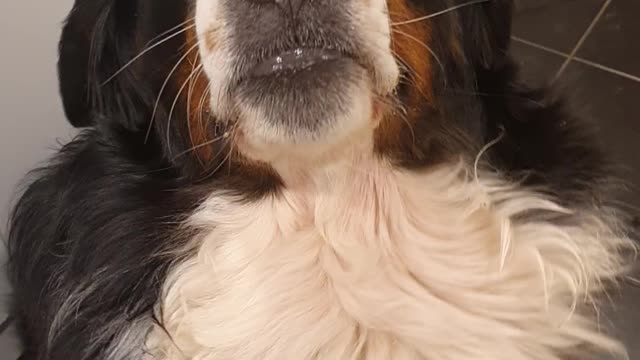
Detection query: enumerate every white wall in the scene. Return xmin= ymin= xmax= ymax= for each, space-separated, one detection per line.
xmin=0 ymin=0 xmax=75 ymax=305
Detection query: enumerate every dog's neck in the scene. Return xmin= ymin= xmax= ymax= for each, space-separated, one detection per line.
xmin=146 ymin=150 xmax=633 ymax=359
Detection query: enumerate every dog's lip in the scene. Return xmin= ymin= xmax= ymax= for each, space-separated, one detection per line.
xmin=247 ymin=47 xmax=357 ymax=78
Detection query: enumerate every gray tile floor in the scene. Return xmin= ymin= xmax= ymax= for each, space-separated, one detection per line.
xmin=1 ymin=0 xmax=638 ymax=358
xmin=511 ymin=0 xmax=640 ymax=358
xmin=512 ymin=0 xmax=640 ymax=208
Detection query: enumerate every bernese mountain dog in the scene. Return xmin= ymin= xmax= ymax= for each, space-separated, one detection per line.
xmin=7 ymin=0 xmax=638 ymax=359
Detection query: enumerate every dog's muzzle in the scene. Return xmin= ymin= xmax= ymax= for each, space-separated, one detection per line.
xmin=196 ymin=0 xmax=397 ymax=156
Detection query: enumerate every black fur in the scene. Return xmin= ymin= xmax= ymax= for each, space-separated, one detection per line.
xmin=10 ymin=128 xmax=200 ymax=359
xmin=8 ymin=0 xmax=631 ymax=359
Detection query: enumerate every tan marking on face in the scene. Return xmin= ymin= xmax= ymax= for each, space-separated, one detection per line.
xmin=375 ymin=0 xmax=435 ymax=155
xmin=387 ymin=0 xmax=434 ymax=102
xmin=172 ymin=25 xmax=216 ymax=166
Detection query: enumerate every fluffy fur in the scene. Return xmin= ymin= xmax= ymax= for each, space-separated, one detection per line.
xmin=7 ymin=0 xmax=638 ymax=359
xmin=146 ymin=156 xmax=633 ymax=360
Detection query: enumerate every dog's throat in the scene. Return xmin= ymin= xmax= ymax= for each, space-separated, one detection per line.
xmin=146 ymin=159 xmax=631 ymax=359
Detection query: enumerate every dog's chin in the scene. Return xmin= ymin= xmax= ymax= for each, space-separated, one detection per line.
xmin=233 ymin=57 xmax=380 ymax=165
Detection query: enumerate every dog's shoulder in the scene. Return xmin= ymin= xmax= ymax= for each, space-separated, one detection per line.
xmin=7 ymin=127 xmax=199 ymax=359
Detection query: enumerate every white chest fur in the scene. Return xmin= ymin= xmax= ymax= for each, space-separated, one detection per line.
xmin=145 ymin=160 xmax=632 ymax=360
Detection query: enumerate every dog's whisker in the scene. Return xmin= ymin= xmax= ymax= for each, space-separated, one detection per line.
xmin=197 ymin=83 xmax=213 ymax=144
xmin=102 ymin=23 xmax=197 ymax=85
xmin=171 ymin=131 xmax=231 ymax=161
xmin=372 ymin=90 xmax=416 ymax=149
xmin=391 ymin=0 xmax=491 ymax=26
xmin=144 ymin=18 xmax=196 ymax=49
xmin=186 ymin=64 xmax=205 ymax=147
xmin=145 ymin=41 xmax=201 ymax=144
xmin=166 ymin=63 xmax=204 ymax=153
xmin=434 ymin=88 xmax=547 ymax=107
xmin=187 ymin=67 xmax=209 ymax=168
xmin=363 ymin=36 xmax=430 ymax=100
xmin=392 ymin=29 xmax=447 ymax=88
xmin=192 ymin=89 xmax=214 ymax=170
xmin=200 ymin=139 xmax=236 ymax=182
xmin=391 ymin=50 xmax=433 ymax=101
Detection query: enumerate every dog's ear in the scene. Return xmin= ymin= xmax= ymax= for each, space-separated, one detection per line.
xmin=58 ymin=0 xmax=148 ymax=130
xmin=58 ymin=2 xmax=93 ymax=128
xmin=459 ymin=0 xmax=514 ymax=70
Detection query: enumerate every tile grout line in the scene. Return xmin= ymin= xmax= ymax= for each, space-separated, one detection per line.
xmin=573 ymin=58 xmax=640 ymax=83
xmin=553 ymin=0 xmax=612 ymax=82
xmin=511 ymin=36 xmax=640 ymax=83
xmin=511 ymin=36 xmax=570 ymax=58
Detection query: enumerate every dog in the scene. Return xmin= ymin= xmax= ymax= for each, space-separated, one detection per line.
xmin=7 ymin=0 xmax=638 ymax=359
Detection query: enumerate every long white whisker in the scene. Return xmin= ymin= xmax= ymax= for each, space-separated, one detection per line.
xmin=200 ymin=140 xmax=235 ymax=182
xmin=101 ymin=23 xmax=197 ymax=86
xmin=171 ymin=131 xmax=231 ymax=161
xmin=144 ymin=18 xmax=196 ymax=49
xmin=145 ymin=42 xmax=201 ymax=144
xmin=186 ymin=67 xmax=206 ymax=151
xmin=391 ymin=29 xmax=447 ymax=87
xmin=391 ymin=49 xmax=434 ymax=100
xmin=166 ymin=63 xmax=204 ymax=152
xmin=391 ymin=0 xmax=491 ymax=26
xmin=197 ymin=84 xmax=213 ymax=139
xmin=186 ymin=62 xmax=200 ymax=133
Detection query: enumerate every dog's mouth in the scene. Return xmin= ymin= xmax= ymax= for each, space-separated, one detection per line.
xmin=233 ymin=43 xmax=373 ymax=153
xmin=248 ymin=48 xmax=353 ymax=78
xmin=235 ymin=44 xmax=368 ymax=88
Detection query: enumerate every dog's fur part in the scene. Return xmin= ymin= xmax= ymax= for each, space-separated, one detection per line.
xmin=7 ymin=0 xmax=638 ymax=359
xmin=146 ymin=158 xmax=634 ymax=360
